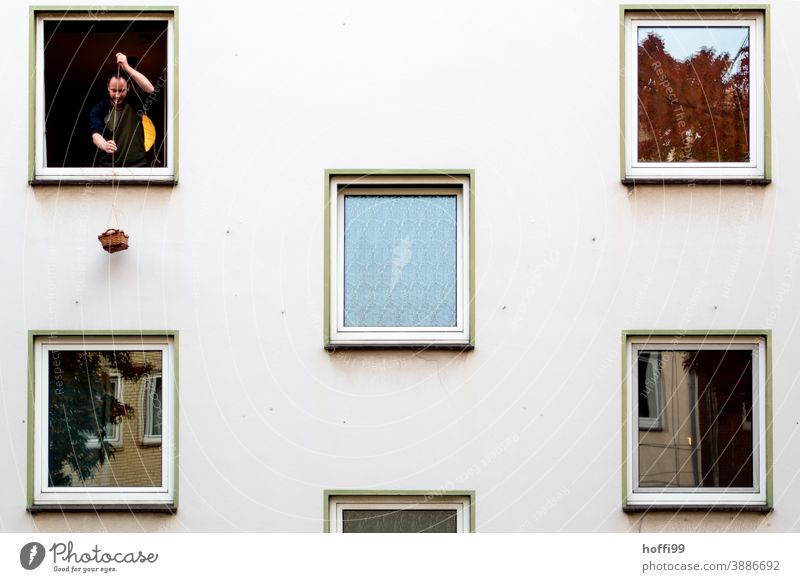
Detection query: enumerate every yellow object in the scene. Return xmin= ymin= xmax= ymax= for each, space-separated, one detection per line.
xmin=142 ymin=114 xmax=156 ymax=152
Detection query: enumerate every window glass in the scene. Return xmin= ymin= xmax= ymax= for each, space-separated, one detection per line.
xmin=48 ymin=349 xmax=163 ymax=488
xmin=145 ymin=376 xmax=163 ymax=439
xmin=343 ymin=195 xmax=457 ymax=327
xmin=637 ymin=349 xmax=754 ymax=489
xmin=342 ymin=509 xmax=458 ymax=533
xmin=637 ymin=25 xmax=750 ymax=163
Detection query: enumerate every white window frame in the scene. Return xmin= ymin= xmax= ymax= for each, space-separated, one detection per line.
xmin=33 ymin=335 xmax=175 ymax=507
xmin=33 ymin=10 xmax=176 ymax=183
xmin=625 ymin=335 xmax=767 ymax=507
xmin=328 ymin=173 xmax=471 ymax=347
xmin=328 ymin=495 xmax=471 ymax=533
xmin=624 ymin=11 xmax=765 ymax=181
xmin=142 ymin=373 xmax=163 ymax=445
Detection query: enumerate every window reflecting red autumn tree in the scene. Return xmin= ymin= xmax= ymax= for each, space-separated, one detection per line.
xmin=637 ymin=28 xmax=750 ymax=163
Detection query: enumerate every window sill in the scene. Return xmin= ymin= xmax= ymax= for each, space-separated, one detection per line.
xmin=623 ymin=504 xmax=772 ymax=514
xmin=28 ymin=504 xmax=177 ymax=514
xmin=622 ymin=178 xmax=771 ymax=186
xmin=30 ymin=178 xmax=177 ymax=187
xmin=325 ymin=343 xmax=474 ymax=352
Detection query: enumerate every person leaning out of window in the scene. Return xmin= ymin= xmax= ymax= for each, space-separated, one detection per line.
xmin=90 ymin=52 xmax=155 ymax=167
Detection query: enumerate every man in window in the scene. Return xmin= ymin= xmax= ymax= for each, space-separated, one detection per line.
xmin=89 ymin=52 xmax=155 ymax=167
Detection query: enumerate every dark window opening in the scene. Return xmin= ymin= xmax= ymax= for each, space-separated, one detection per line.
xmin=43 ymin=19 xmax=168 ymax=168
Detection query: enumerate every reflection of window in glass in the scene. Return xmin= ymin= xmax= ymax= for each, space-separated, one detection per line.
xmin=143 ymin=375 xmax=163 ymax=444
xmin=85 ymin=373 xmax=123 ymax=448
xmin=625 ymin=335 xmax=768 ymax=509
xmin=32 ymin=335 xmax=175 ymax=508
xmin=32 ymin=10 xmax=176 ymax=183
xmin=623 ymin=10 xmax=767 ymax=181
xmin=327 ymin=173 xmax=473 ymax=348
xmin=327 ymin=494 xmax=472 ymax=533
xmin=637 ymin=351 xmax=663 ymax=430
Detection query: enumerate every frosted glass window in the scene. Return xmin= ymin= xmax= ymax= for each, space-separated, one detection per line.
xmin=342 ymin=509 xmax=458 ymax=533
xmin=343 ymin=196 xmax=457 ymax=327
xmin=327 ymin=173 xmax=472 ymax=348
xmin=327 ymin=495 xmax=472 ymax=533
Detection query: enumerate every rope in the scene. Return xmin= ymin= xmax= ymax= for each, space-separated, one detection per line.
xmin=109 ymin=60 xmax=121 ymax=230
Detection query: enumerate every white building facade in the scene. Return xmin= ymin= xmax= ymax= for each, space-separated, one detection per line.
xmin=1 ymin=0 xmax=799 ymax=532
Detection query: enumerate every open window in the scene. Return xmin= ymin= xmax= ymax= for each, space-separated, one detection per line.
xmin=31 ymin=9 xmax=176 ymax=184
xmin=325 ymin=171 xmax=474 ymax=349
xmin=624 ymin=333 xmax=770 ymax=510
xmin=622 ymin=8 xmax=769 ymax=183
xmin=29 ymin=333 xmax=177 ymax=510
xmin=325 ymin=492 xmax=474 ymax=533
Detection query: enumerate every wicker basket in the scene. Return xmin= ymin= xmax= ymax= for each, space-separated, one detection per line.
xmin=98 ymin=229 xmax=129 ymax=254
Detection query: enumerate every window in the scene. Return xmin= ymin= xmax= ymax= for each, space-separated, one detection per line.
xmin=624 ymin=333 xmax=770 ymax=510
xmin=325 ymin=492 xmax=474 ymax=533
xmin=30 ymin=333 xmax=176 ymax=509
xmin=142 ymin=374 xmax=163 ymax=445
xmin=622 ymin=8 xmax=768 ymax=183
xmin=325 ymin=171 xmax=474 ymax=348
xmin=31 ymin=9 xmax=177 ymax=184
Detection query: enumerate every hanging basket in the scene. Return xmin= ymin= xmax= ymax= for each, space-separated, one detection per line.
xmin=98 ymin=228 xmax=129 ymax=254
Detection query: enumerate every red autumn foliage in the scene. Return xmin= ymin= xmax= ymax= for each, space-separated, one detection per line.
xmin=637 ymin=31 xmax=750 ymax=163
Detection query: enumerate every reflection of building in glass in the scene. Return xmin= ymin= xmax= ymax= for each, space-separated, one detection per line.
xmin=638 ymin=350 xmax=754 ymax=489
xmin=52 ymin=351 xmax=163 ymax=488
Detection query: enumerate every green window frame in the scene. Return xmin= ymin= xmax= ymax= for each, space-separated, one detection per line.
xmin=324 ymin=170 xmax=476 ymax=350
xmin=27 ymin=331 xmax=179 ymax=512
xmin=324 ymin=490 xmax=476 ymax=533
xmin=29 ymin=6 xmax=179 ymax=185
xmin=622 ymin=330 xmax=772 ymax=512
xmin=620 ymin=5 xmax=771 ymax=184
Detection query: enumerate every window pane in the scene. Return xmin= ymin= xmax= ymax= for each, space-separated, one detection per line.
xmin=148 ymin=377 xmax=163 ymax=437
xmin=638 ymin=350 xmax=754 ymax=488
xmin=637 ymin=26 xmax=750 ymax=163
xmin=343 ymin=196 xmax=457 ymax=327
xmin=342 ymin=509 xmax=458 ymax=533
xmin=48 ymin=349 xmax=163 ymax=487
xmin=638 ymin=352 xmax=662 ymax=428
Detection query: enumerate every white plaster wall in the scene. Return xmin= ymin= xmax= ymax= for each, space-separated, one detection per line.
xmin=1 ymin=0 xmax=800 ymax=532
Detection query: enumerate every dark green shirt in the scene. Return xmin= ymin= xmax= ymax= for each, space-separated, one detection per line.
xmin=97 ymin=103 xmax=147 ymax=168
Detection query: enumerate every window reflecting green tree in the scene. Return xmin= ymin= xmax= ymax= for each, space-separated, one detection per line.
xmin=48 ymin=351 xmax=152 ymax=486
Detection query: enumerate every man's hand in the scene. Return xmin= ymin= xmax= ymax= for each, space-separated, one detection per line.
xmin=98 ymin=138 xmax=117 ymax=153
xmin=115 ymin=52 xmax=155 ymax=93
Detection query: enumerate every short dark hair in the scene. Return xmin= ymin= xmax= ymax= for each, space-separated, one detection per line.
xmin=106 ymin=71 xmax=129 ymax=84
